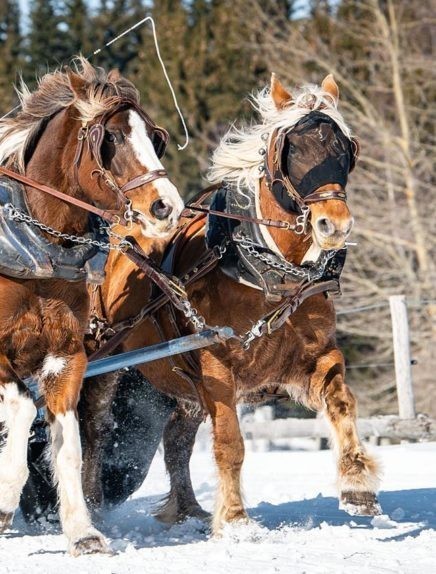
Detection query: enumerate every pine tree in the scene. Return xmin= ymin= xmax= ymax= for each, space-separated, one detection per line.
xmin=91 ymin=0 xmax=146 ymax=72
xmin=27 ymin=0 xmax=68 ymax=77
xmin=0 ymin=0 xmax=22 ymax=113
xmin=62 ymin=0 xmax=91 ymax=57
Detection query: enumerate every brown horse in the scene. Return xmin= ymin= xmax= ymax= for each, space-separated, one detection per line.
xmin=81 ymin=74 xmax=381 ymax=532
xmin=0 ymin=58 xmax=183 ymax=554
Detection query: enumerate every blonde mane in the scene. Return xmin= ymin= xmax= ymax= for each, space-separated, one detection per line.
xmin=0 ymin=56 xmax=140 ymax=172
xmin=208 ymin=83 xmax=352 ymax=198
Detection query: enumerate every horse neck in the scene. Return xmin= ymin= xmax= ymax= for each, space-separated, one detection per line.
xmin=102 ymin=226 xmax=168 ymax=323
xmin=257 ymin=178 xmax=312 ymax=265
xmin=24 ymin=111 xmax=89 ymax=236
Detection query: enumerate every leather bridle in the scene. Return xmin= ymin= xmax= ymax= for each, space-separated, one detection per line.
xmin=264 ymin=123 xmax=359 ymax=214
xmin=73 ymin=98 xmax=171 ymax=225
xmin=0 ymin=98 xmax=171 ymax=227
xmin=184 ymin=116 xmax=359 ymax=234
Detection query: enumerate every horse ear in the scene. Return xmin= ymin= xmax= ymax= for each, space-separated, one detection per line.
xmin=321 ymin=74 xmax=339 ymax=104
xmin=108 ymin=69 xmax=121 ymax=82
xmin=270 ymin=73 xmax=292 ymax=110
xmin=67 ymin=70 xmax=88 ymax=101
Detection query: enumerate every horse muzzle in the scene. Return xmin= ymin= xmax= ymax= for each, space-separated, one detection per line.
xmin=312 ymin=213 xmax=354 ymax=250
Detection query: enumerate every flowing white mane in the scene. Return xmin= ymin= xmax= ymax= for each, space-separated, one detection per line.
xmin=208 ymin=83 xmax=352 ymax=197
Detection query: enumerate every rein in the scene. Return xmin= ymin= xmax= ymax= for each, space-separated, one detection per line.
xmin=182 ymin=204 xmax=302 ymax=232
xmin=0 ymin=166 xmax=125 ymax=225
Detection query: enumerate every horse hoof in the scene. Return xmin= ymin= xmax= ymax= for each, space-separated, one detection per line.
xmin=340 ymin=491 xmax=382 ymax=516
xmin=71 ymin=535 xmax=111 ymax=556
xmin=189 ymin=506 xmax=211 ymax=522
xmin=154 ymin=497 xmax=211 ymax=525
xmin=0 ymin=511 xmax=13 ymax=533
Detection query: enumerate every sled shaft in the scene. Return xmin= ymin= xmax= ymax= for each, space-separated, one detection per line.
xmin=84 ymin=327 xmax=234 ymax=378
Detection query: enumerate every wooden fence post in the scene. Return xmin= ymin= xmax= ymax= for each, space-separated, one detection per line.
xmin=389 ymin=295 xmax=415 ymax=419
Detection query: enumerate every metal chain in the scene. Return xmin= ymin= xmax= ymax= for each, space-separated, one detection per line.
xmin=5 ymin=202 xmax=221 ymax=334
xmin=176 ymin=243 xmax=228 ymax=331
xmin=4 ymin=203 xmax=133 ymax=252
xmin=234 ymin=234 xmax=335 ymax=281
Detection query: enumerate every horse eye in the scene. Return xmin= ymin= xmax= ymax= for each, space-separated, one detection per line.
xmin=104 ymin=131 xmax=116 ymax=143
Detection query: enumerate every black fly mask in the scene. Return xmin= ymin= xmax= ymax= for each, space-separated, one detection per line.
xmin=269 ymin=111 xmax=358 ymax=213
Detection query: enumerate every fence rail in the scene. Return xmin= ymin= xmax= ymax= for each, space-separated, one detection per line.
xmin=240 ymin=414 xmax=436 ymax=443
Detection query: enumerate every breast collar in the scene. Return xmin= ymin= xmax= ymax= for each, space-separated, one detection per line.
xmin=0 ymin=177 xmax=109 ymax=283
xmin=205 ymin=182 xmax=346 ymax=301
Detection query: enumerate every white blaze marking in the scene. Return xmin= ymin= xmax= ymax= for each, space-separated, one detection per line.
xmin=0 ymin=384 xmax=36 ymax=512
xmin=128 ymin=110 xmax=184 ymax=214
xmin=41 ymin=355 xmax=67 ymax=378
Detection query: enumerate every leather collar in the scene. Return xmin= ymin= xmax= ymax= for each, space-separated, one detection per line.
xmin=205 ymin=183 xmax=346 ymax=301
xmin=0 ymin=177 xmax=108 ymax=283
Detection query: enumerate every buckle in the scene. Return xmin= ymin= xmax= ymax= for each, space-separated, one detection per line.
xmin=77 ymin=125 xmax=89 ymax=141
xmin=294 ymin=206 xmax=310 ymax=235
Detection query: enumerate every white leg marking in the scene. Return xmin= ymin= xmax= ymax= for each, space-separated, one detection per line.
xmin=0 ymin=384 xmax=36 ymax=512
xmin=41 ymin=355 xmax=67 ymax=378
xmin=128 ymin=110 xmax=184 ymax=215
xmin=51 ymin=411 xmax=106 ymax=550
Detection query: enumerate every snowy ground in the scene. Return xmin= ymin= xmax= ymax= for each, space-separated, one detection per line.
xmin=1 ymin=437 xmax=435 ymax=574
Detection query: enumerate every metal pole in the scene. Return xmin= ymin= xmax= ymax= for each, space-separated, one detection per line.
xmin=389 ymin=295 xmax=415 ymax=418
xmin=84 ymin=327 xmax=234 ymax=378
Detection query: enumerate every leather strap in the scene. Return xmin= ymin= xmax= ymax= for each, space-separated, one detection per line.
xmin=251 ymin=278 xmax=340 ymax=340
xmin=121 ymin=169 xmax=168 ymax=193
xmin=88 ymin=246 xmax=221 ymax=361
xmin=182 ymin=204 xmax=295 ymax=230
xmin=304 ymin=189 xmax=346 ymax=203
xmin=123 ymin=236 xmax=188 ymax=312
xmin=0 ymin=166 xmax=124 ymax=225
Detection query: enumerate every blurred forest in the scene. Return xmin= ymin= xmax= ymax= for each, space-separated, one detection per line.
xmin=0 ymin=0 xmax=434 ymax=416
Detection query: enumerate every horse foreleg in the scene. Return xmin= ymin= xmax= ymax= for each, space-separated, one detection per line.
xmin=44 ymin=350 xmax=109 ymax=556
xmin=308 ymin=349 xmax=381 ymax=516
xmin=155 ymin=403 xmax=209 ymax=523
xmin=78 ymin=373 xmax=119 ymax=512
xmin=202 ymin=365 xmax=247 ymax=533
xmin=0 ymin=356 xmax=36 ymax=532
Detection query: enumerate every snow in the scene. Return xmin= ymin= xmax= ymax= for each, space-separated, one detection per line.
xmin=1 ymin=438 xmax=435 ymax=574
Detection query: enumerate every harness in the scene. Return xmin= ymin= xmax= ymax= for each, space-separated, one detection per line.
xmin=0 ymin=177 xmax=108 ymax=283
xmin=86 ymin=110 xmax=358 ymax=409
xmin=205 ymin=183 xmax=345 ymax=301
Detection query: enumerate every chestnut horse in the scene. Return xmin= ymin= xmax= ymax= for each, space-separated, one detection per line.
xmin=81 ymin=74 xmax=381 ymax=531
xmin=0 ymin=58 xmax=183 ymax=554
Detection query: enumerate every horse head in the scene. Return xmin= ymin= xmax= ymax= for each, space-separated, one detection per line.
xmin=269 ymin=74 xmax=357 ymax=251
xmin=0 ymin=58 xmax=184 ymax=238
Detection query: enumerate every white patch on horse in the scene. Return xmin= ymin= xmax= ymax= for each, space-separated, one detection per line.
xmin=128 ymin=110 xmax=183 ymax=215
xmin=0 ymin=384 xmax=36 ymax=513
xmin=254 ymin=179 xmax=284 ymax=257
xmin=50 ymin=411 xmax=106 ymax=551
xmin=41 ymin=355 xmax=67 ymax=378
xmin=301 ymin=242 xmax=322 ymax=264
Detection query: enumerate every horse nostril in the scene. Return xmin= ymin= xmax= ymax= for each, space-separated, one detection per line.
xmin=316 ymin=217 xmax=335 ymax=237
xmin=150 ymin=199 xmax=173 ymax=221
